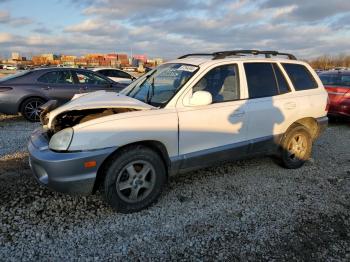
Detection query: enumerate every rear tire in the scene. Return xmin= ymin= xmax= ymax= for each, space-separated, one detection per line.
xmin=280 ymin=124 xmax=312 ymax=169
xmin=20 ymin=97 xmax=46 ymax=122
xmin=104 ymin=145 xmax=166 ymax=213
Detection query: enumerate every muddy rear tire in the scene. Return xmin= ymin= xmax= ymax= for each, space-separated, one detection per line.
xmin=280 ymin=124 xmax=312 ymax=169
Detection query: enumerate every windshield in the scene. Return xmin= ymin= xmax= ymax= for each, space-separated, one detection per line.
xmin=120 ymin=63 xmax=198 ymax=107
xmin=0 ymin=70 xmax=32 ymax=82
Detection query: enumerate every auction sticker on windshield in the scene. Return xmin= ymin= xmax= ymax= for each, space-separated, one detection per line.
xmin=178 ymin=65 xmax=197 ymax=72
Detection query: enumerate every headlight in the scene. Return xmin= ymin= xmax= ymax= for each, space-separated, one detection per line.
xmin=49 ymin=128 xmax=74 ymax=151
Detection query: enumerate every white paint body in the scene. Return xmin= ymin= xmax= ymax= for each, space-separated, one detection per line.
xmin=47 ymin=57 xmax=328 ymax=159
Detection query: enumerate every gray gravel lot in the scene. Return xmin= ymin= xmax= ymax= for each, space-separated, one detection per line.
xmin=0 ymin=114 xmax=349 ymax=261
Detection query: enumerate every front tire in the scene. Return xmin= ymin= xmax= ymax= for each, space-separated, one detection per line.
xmin=20 ymin=97 xmax=46 ymax=122
xmin=280 ymin=124 xmax=312 ymax=169
xmin=104 ymin=145 xmax=166 ymax=213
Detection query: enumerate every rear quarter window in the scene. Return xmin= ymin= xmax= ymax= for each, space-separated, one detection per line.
xmin=282 ymin=63 xmax=318 ymax=91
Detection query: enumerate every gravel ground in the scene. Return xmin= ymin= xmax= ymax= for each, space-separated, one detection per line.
xmin=0 ymin=114 xmax=349 ymax=261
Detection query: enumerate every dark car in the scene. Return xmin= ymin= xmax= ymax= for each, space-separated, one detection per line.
xmin=319 ymin=70 xmax=350 ymax=119
xmin=0 ymin=68 xmax=127 ymax=121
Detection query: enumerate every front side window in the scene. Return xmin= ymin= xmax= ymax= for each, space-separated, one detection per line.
xmin=116 ymin=70 xmax=132 ymax=79
xmin=38 ymin=71 xmax=73 ymax=84
xmin=193 ymin=64 xmax=240 ymax=103
xmin=244 ymin=63 xmax=279 ymax=99
xmin=97 ymin=70 xmax=110 ymax=77
xmin=123 ymin=63 xmax=198 ymax=107
xmin=75 ymin=71 xmax=109 ymax=85
xmin=282 ymin=63 xmax=318 ymax=91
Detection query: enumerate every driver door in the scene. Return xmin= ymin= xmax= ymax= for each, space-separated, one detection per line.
xmin=177 ymin=63 xmax=248 ymax=169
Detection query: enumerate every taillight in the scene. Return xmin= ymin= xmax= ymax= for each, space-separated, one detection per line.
xmin=344 ymin=92 xmax=350 ymax=98
xmin=0 ymin=87 xmax=13 ymax=92
xmin=325 ymin=96 xmax=330 ymax=111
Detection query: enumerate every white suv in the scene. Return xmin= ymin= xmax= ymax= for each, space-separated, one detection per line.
xmin=28 ymin=50 xmax=328 ymax=213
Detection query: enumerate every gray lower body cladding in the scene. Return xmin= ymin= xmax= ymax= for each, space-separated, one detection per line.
xmin=28 ymin=128 xmax=116 ymax=195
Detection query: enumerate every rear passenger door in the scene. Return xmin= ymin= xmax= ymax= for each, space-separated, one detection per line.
xmin=244 ymin=62 xmax=297 ymax=153
xmin=282 ymin=63 xmax=321 ymax=118
xmin=36 ymin=70 xmax=77 ymax=104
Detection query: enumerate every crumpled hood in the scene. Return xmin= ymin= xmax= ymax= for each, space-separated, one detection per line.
xmin=46 ymin=90 xmax=155 ymax=128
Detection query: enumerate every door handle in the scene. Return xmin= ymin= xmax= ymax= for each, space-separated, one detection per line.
xmin=79 ymin=86 xmax=88 ymax=92
xmin=41 ymin=86 xmax=50 ymax=90
xmin=284 ymin=102 xmax=296 ymax=110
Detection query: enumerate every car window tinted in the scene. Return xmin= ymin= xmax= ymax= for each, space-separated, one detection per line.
xmin=273 ymin=64 xmax=290 ymax=94
xmin=109 ymin=70 xmax=120 ymax=78
xmin=320 ymin=74 xmax=350 ymax=87
xmin=38 ymin=71 xmax=74 ymax=84
xmin=0 ymin=70 xmax=32 ymax=82
xmin=116 ymin=71 xmax=132 ymax=79
xmin=244 ymin=63 xmax=279 ymax=99
xmin=341 ymin=75 xmax=350 ymax=86
xmin=75 ymin=71 xmax=109 ymax=85
xmin=97 ymin=70 xmax=110 ymax=77
xmin=282 ymin=63 xmax=318 ymax=90
xmin=193 ymin=64 xmax=240 ymax=103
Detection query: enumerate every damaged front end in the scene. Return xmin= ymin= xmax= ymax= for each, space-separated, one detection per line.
xmin=39 ymin=91 xmax=156 ymax=136
xmin=46 ymin=107 xmax=138 ymax=134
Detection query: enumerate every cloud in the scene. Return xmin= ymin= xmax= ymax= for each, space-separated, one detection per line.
xmin=1 ymin=0 xmax=350 ymax=58
xmin=82 ymin=0 xmax=196 ymax=20
xmin=260 ymin=0 xmax=350 ymax=22
xmin=0 ymin=10 xmax=33 ymax=27
xmin=64 ymin=19 xmax=125 ymax=36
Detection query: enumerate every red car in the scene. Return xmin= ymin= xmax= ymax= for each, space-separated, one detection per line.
xmin=319 ymin=70 xmax=350 ymax=119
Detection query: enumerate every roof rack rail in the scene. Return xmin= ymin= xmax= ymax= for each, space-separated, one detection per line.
xmin=178 ymin=50 xmax=297 ymax=60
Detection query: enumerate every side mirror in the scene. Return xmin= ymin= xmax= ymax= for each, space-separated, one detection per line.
xmin=188 ymin=91 xmax=212 ymax=106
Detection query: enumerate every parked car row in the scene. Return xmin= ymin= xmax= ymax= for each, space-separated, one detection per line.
xmin=0 ymin=64 xmax=18 ymax=70
xmin=318 ymin=70 xmax=350 ymax=119
xmin=0 ymin=67 xmax=136 ymax=121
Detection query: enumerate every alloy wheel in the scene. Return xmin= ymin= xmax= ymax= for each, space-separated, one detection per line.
xmin=287 ymin=133 xmax=308 ymax=161
xmin=115 ymin=160 xmax=156 ymax=203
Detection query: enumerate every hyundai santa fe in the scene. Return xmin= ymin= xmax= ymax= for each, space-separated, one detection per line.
xmin=28 ymin=50 xmax=328 ymax=213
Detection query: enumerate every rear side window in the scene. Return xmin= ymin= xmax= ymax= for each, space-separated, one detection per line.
xmin=282 ymin=63 xmax=318 ymax=90
xmin=244 ymin=63 xmax=279 ymax=98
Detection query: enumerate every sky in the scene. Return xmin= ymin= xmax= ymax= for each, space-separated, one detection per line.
xmin=0 ymin=0 xmax=350 ymax=59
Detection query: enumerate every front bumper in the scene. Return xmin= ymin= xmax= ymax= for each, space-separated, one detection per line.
xmin=28 ymin=128 xmax=116 ymax=195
